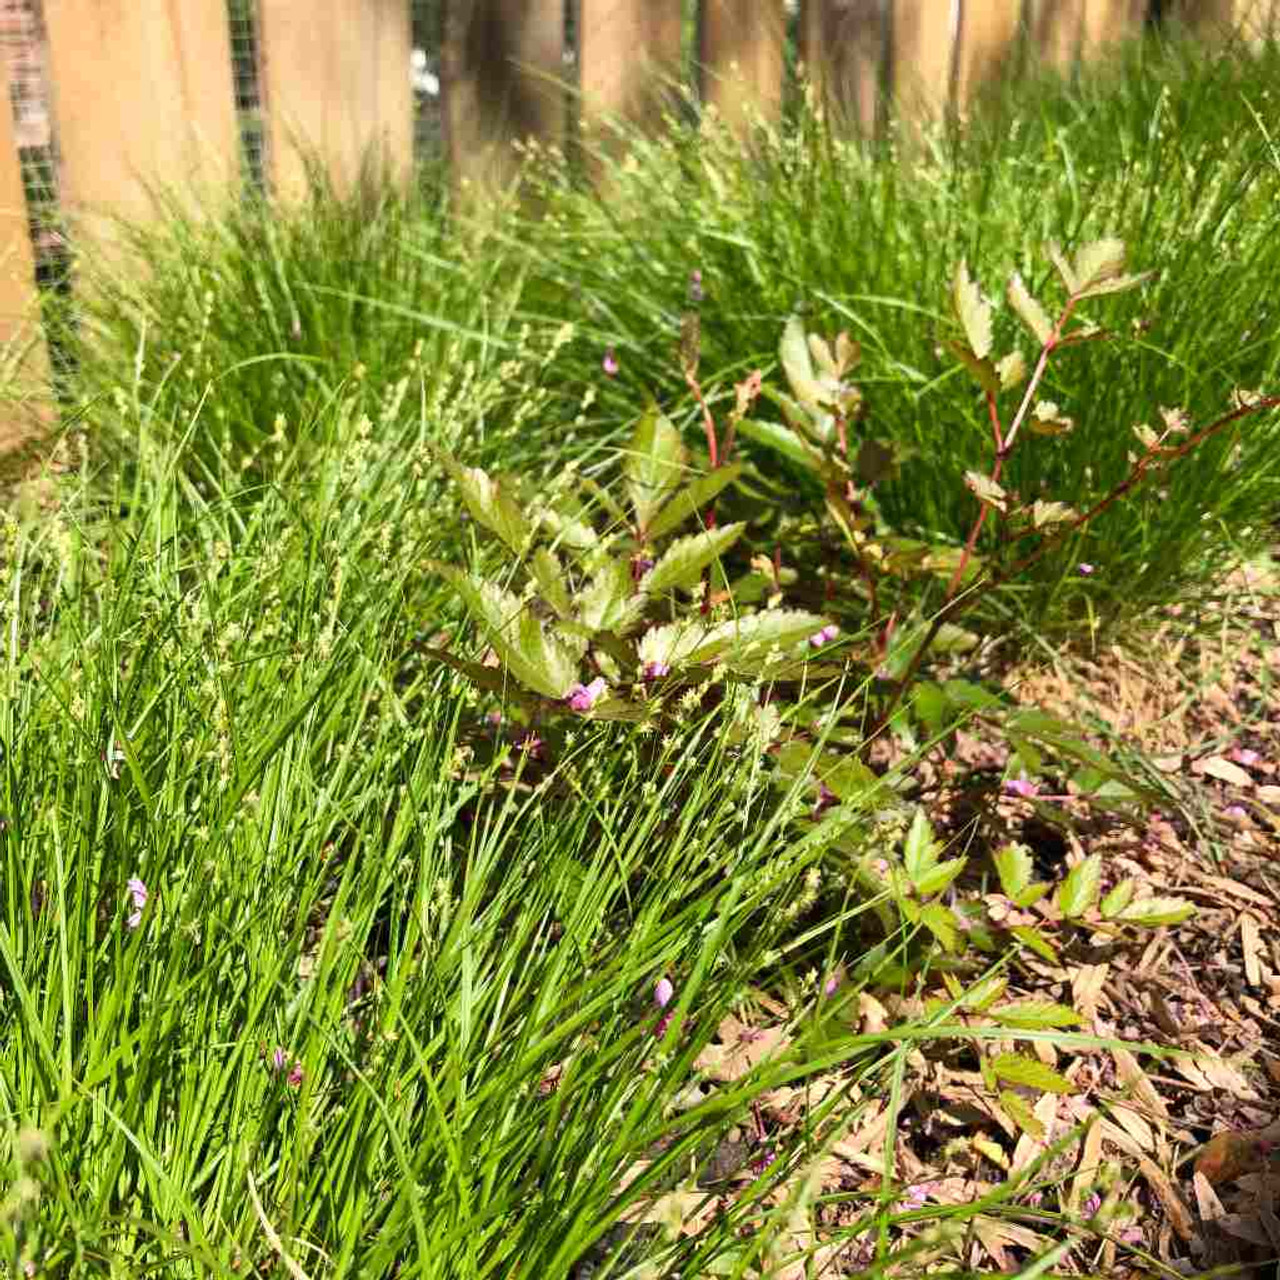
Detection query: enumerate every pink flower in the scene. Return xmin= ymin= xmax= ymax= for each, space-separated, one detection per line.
xmin=269 ymin=1046 xmax=304 ymax=1088
xmin=602 ymin=348 xmax=619 ymax=376
xmin=642 ymin=661 xmax=670 ymax=681
xmin=566 ymin=677 xmax=607 ymax=712
xmin=823 ymin=971 xmax=841 ymax=997
xmin=654 ymin=977 xmax=674 ymax=1009
xmin=1229 ymin=747 xmax=1261 ymax=768
xmin=1003 ymin=777 xmax=1039 ymax=799
xmin=1223 ymin=804 xmax=1248 ymax=822
xmin=1078 ymin=563 xmax=1095 ymax=576
xmin=808 ymin=624 xmax=839 ymax=649
xmin=125 ymin=876 xmax=149 ymax=930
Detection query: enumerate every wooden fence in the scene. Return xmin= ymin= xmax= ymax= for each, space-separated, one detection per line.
xmin=0 ymin=0 xmax=1276 ymax=451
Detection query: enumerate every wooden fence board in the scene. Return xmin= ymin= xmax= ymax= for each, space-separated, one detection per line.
xmin=44 ymin=0 xmax=238 ymax=234
xmin=891 ymin=0 xmax=959 ymax=121
xmin=954 ymin=0 xmax=1024 ymax=112
xmin=699 ymin=0 xmax=786 ymax=131
xmin=1080 ymin=0 xmax=1146 ymax=56
xmin=579 ymin=0 xmax=683 ymax=143
xmin=442 ymin=0 xmax=564 ymax=192
xmin=799 ymin=0 xmax=886 ymax=136
xmin=1235 ymin=0 xmax=1280 ymax=41
xmin=259 ymin=0 xmax=412 ymax=202
xmin=0 ymin=63 xmax=47 ymax=453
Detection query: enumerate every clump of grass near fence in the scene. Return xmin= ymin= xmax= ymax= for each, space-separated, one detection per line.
xmin=505 ymin=33 xmax=1280 ymax=638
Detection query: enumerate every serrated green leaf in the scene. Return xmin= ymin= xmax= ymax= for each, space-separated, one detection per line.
xmin=999 ymin=1090 xmax=1047 ymax=1138
xmin=996 ymin=350 xmax=1027 ymax=390
xmin=626 ymin=406 xmax=687 ymax=532
xmin=991 ymin=1052 xmax=1075 ymax=1094
xmin=1047 ymin=242 xmax=1078 ymax=294
xmin=780 ymin=315 xmax=826 ymax=410
xmin=808 ymin=331 xmax=837 ymax=378
xmin=578 ymin=558 xmax=642 ymax=633
xmin=1006 ymin=272 xmax=1055 ymax=347
xmin=965 ymin=470 xmax=1008 ymax=513
xmin=735 ymin=417 xmax=824 ymax=472
xmin=1029 ymin=400 xmax=1075 ymax=437
xmin=1010 ymin=925 xmax=1058 ymax=963
xmin=437 ymin=453 xmax=533 ymax=554
xmin=433 ymin=565 xmax=584 ymax=699
xmin=914 ymin=857 xmax=966 ymax=898
xmin=646 ymin=464 xmax=745 ymax=540
xmin=1058 ymin=854 xmax=1103 ymax=920
xmin=911 ymin=682 xmax=950 ymax=735
xmin=945 ymin=340 xmax=1001 ymax=395
xmin=1100 ymin=879 xmax=1137 ymax=920
xmin=933 ymin=623 xmax=979 ymax=656
xmin=644 ymin=523 xmax=745 ymax=594
xmin=903 ymin=808 xmax=937 ymax=883
xmin=991 ymin=1001 xmax=1081 ymax=1030
xmin=920 ymin=902 xmax=960 ymax=952
xmin=1013 ymin=882 xmax=1051 ymax=909
xmin=1076 ymin=270 xmax=1152 ymax=299
xmin=1073 ymin=237 xmax=1126 ymax=292
xmin=638 ymin=608 xmax=829 ymax=671
xmin=993 ymin=843 xmax=1033 ymax=900
xmin=690 ymin=609 xmax=830 ymax=667
xmin=953 ymin=260 xmax=993 ymax=360
xmin=1114 ymin=896 xmax=1196 ymax=927
xmin=531 ymin=548 xmax=574 ymax=620
xmin=1030 ymin=500 xmax=1077 ymax=529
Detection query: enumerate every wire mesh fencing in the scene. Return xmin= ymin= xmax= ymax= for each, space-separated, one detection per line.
xmin=227 ymin=0 xmax=265 ymax=192
xmin=411 ymin=0 xmax=443 ymax=166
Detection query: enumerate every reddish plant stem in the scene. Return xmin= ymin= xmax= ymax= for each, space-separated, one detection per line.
xmin=862 ymin=393 xmax=1280 ymax=752
xmin=685 ymin=368 xmax=720 ymax=470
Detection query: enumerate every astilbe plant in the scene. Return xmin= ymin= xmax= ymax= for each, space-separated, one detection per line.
xmin=425 ymin=239 xmax=1276 ymax=1041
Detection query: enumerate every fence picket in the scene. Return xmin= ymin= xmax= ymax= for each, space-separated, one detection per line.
xmin=258 ymin=0 xmax=412 ymax=203
xmin=954 ymin=0 xmax=1024 ymax=112
xmin=799 ymin=0 xmax=886 ymax=136
xmin=891 ymin=0 xmax=960 ymax=121
xmin=442 ymin=0 xmax=564 ymax=193
xmin=43 ymin=0 xmax=238 ymax=237
xmin=578 ymin=0 xmax=683 ymax=154
xmin=699 ymin=0 xmax=787 ymax=131
xmin=0 ymin=61 xmax=47 ymax=454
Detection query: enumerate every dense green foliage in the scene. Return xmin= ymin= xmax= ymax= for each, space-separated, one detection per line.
xmin=2 ymin=28 xmax=1277 ymax=1279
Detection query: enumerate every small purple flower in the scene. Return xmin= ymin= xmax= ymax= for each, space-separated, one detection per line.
xmin=808 ymin=623 xmax=839 ymax=649
xmin=1223 ymin=804 xmax=1248 ymax=822
xmin=566 ymin=677 xmax=607 ymax=712
xmin=822 ymin=971 xmax=841 ymax=997
xmin=642 ymin=661 xmax=670 ymax=682
xmin=1078 ymin=563 xmax=1095 ymax=576
xmin=894 ymin=1183 xmax=933 ymax=1214
xmin=1003 ymin=777 xmax=1039 ymax=800
xmin=268 ymin=1046 xmax=304 ymax=1088
xmin=688 ymin=269 xmax=704 ymax=303
xmin=602 ymin=347 xmax=619 ymax=377
xmin=125 ymin=876 xmax=149 ymax=930
xmin=654 ymin=977 xmax=674 ymax=1009
xmin=811 ymin=781 xmax=837 ymax=820
xmin=1229 ymin=747 xmax=1261 ymax=768
xmin=1081 ymin=1192 xmax=1103 ymax=1219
